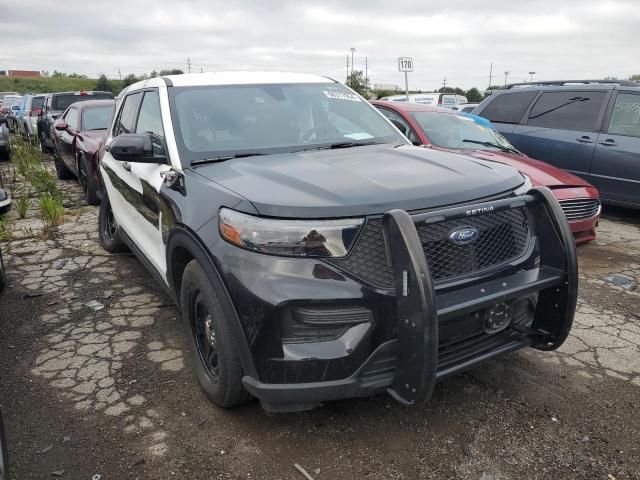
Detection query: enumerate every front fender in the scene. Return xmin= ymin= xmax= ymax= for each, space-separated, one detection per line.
xmin=166 ymin=226 xmax=258 ymax=378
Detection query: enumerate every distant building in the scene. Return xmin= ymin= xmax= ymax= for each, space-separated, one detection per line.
xmin=0 ymin=70 xmax=41 ymax=78
xmin=373 ymin=83 xmax=400 ymax=92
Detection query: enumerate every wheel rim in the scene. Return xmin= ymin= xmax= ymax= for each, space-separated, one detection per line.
xmin=103 ymin=206 xmax=118 ymax=241
xmin=193 ymin=292 xmax=219 ymax=380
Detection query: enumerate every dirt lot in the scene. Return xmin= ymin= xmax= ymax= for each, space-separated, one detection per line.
xmin=1 ymin=156 xmax=639 ymax=480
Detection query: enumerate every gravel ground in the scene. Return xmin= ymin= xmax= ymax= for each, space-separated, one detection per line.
xmin=0 ymin=156 xmax=639 ymax=480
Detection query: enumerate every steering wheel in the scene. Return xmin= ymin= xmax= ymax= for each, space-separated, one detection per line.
xmin=300 ymin=126 xmax=337 ymax=142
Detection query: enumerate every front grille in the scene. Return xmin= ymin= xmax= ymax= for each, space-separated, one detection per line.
xmin=559 ymin=199 xmax=600 ymax=220
xmin=329 ymin=208 xmax=531 ymax=290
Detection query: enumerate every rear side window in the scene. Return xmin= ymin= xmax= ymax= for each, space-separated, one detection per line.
xmin=479 ymin=91 xmax=538 ymax=124
xmin=113 ymin=92 xmax=143 ymax=136
xmin=52 ymin=93 xmax=114 ymax=111
xmin=527 ymin=91 xmax=607 ymax=131
xmin=32 ymin=97 xmax=45 ymax=111
xmin=607 ymin=92 xmax=640 ymax=138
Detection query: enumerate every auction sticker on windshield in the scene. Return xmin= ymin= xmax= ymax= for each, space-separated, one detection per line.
xmin=323 ymin=90 xmax=361 ymax=102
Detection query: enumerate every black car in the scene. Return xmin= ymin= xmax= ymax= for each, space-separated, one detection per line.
xmin=38 ymin=91 xmax=114 ymax=153
xmin=473 ymin=80 xmax=640 ymax=209
xmin=98 ymin=72 xmax=577 ymax=412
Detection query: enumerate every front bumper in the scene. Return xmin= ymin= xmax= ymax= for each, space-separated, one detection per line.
xmin=236 ymin=187 xmax=577 ymax=411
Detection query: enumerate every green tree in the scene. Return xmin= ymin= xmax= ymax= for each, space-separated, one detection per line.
xmin=346 ymin=70 xmax=368 ymax=96
xmin=465 ymin=87 xmax=483 ymax=102
xmin=95 ymin=74 xmax=113 ymax=93
xmin=629 ymin=74 xmax=640 ymax=82
xmin=122 ymin=74 xmax=138 ymax=88
xmin=150 ymin=70 xmax=158 ymax=78
xmin=159 ymin=69 xmax=184 ymax=75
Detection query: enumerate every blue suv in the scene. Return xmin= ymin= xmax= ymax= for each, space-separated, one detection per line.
xmin=473 ymin=80 xmax=640 ymax=209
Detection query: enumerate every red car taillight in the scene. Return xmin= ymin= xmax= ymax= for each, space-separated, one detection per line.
xmin=35 ymin=108 xmax=42 ymax=115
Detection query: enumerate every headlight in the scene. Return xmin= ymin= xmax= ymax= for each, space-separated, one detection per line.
xmin=513 ymin=174 xmax=533 ymax=196
xmin=219 ymin=208 xmax=364 ymax=258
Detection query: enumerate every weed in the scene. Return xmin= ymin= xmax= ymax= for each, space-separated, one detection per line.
xmin=15 ymin=188 xmax=31 ymax=219
xmin=39 ymin=193 xmax=64 ymax=238
xmin=0 ymin=215 xmax=13 ymax=241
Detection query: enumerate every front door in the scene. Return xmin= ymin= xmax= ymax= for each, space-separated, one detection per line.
xmin=509 ymin=90 xmax=609 ymax=179
xmin=57 ymin=107 xmax=79 ymax=175
xmin=591 ymin=91 xmax=640 ymax=207
xmin=101 ymin=89 xmax=173 ymax=280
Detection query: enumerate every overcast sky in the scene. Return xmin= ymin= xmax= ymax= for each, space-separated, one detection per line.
xmin=1 ymin=0 xmax=638 ymax=90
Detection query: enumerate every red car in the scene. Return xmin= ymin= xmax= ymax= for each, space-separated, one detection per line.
xmin=372 ymin=101 xmax=600 ymax=244
xmin=52 ymin=99 xmax=115 ymax=205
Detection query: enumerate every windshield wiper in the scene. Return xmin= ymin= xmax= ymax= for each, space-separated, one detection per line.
xmin=461 ymin=139 xmax=521 ymax=155
xmin=190 ymin=153 xmax=268 ymax=166
xmin=297 ymin=140 xmax=384 ymax=152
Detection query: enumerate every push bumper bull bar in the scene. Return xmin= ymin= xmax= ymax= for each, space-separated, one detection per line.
xmin=242 ymin=187 xmax=578 ymax=411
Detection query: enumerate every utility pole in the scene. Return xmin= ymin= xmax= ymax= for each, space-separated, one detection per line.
xmin=504 ymin=70 xmax=509 ymax=86
xmin=365 ymin=56 xmax=368 ymax=93
xmin=488 ymin=62 xmax=493 ymax=89
xmin=350 ymin=47 xmax=356 ymax=75
xmin=346 ymin=55 xmax=349 ymax=82
xmin=529 ymin=71 xmax=536 ymax=82
xmin=442 ymin=77 xmax=447 ymax=90
xmin=187 ymin=58 xmax=191 ymax=74
xmin=118 ymin=68 xmax=122 ymax=80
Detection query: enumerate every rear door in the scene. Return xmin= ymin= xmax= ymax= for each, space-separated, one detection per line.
xmin=510 ymin=90 xmax=609 ymax=178
xmin=101 ymin=89 xmax=173 ymax=279
xmin=591 ymin=91 xmax=640 ymax=206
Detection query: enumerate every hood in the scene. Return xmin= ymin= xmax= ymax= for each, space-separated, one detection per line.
xmin=84 ymin=129 xmax=107 ymax=141
xmin=452 ymin=149 xmax=593 ymax=188
xmin=191 ymin=144 xmax=524 ymax=218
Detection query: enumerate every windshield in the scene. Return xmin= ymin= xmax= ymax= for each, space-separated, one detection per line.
xmin=170 ymin=83 xmax=405 ymax=164
xmin=52 ymin=93 xmax=114 ymax=112
xmin=82 ymin=106 xmax=114 ymax=131
xmin=411 ymin=111 xmax=516 ymax=151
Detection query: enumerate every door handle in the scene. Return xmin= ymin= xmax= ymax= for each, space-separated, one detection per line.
xmin=598 ymin=139 xmax=618 ymax=147
xmin=576 ymin=136 xmax=594 ymax=143
xmin=122 ymin=161 xmax=131 ymax=172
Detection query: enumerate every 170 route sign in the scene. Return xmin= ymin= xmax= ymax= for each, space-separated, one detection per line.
xmin=398 ymin=57 xmax=413 ymax=72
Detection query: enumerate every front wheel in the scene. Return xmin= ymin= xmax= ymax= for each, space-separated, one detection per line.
xmin=98 ymin=193 xmax=127 ymax=253
xmin=53 ymin=151 xmax=73 ymax=180
xmin=78 ymin=155 xmax=99 ymax=205
xmin=181 ymin=260 xmax=249 ymax=408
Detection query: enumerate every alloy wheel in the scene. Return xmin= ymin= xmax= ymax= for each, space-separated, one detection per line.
xmin=193 ymin=292 xmax=219 ymax=380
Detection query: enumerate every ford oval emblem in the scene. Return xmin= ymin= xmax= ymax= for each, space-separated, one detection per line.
xmin=449 ymin=227 xmax=480 ymax=245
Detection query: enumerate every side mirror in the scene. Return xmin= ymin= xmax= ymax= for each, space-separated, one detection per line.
xmin=54 ymin=119 xmax=69 ymax=131
xmin=389 ymin=119 xmax=407 ymax=136
xmin=107 ymin=133 xmax=168 ymax=164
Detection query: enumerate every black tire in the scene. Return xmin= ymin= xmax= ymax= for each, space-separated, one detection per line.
xmin=181 ymin=260 xmax=249 ymax=408
xmin=98 ymin=193 xmax=127 ymax=253
xmin=78 ymin=155 xmax=99 ymax=205
xmin=53 ymin=151 xmax=73 ymax=180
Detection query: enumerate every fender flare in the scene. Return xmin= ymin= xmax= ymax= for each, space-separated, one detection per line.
xmin=166 ymin=227 xmax=258 ymax=379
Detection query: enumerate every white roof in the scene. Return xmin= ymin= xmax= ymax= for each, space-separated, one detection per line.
xmin=125 ymin=71 xmax=335 ymax=94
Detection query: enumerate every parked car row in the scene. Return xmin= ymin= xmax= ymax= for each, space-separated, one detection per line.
xmin=371 ymin=100 xmax=601 ymax=243
xmin=473 ymin=79 xmax=640 ymax=209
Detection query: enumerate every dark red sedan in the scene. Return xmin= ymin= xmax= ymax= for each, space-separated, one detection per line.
xmin=372 ymin=100 xmax=601 ymax=244
xmin=52 ymin=99 xmax=115 ymax=205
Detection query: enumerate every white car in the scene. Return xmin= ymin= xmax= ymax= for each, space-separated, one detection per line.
xmin=19 ymin=94 xmax=47 ymax=140
xmin=450 ymin=103 xmax=480 ymax=113
xmin=379 ymin=93 xmax=468 ymax=108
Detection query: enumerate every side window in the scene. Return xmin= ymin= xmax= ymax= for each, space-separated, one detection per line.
xmin=527 ymin=91 xmax=607 ymax=131
xmin=607 ymin=93 xmax=640 ymax=138
xmin=479 ymin=91 xmax=538 ymax=124
xmin=113 ymin=92 xmax=143 ymax=136
xmin=65 ymin=108 xmax=79 ymax=131
xmin=377 ymin=108 xmax=420 ymax=144
xmin=135 ymin=90 xmax=165 ymax=155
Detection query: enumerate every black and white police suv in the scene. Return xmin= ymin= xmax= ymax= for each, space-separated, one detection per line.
xmin=99 ymin=72 xmax=577 ymax=412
